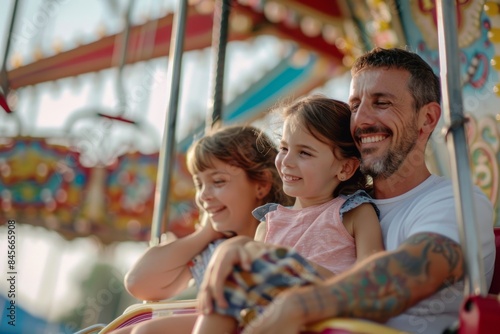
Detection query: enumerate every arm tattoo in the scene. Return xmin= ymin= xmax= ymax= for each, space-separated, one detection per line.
xmin=300 ymin=233 xmax=465 ymax=322
xmin=406 ymin=233 xmax=463 ymax=286
xmin=312 ymin=287 xmax=325 ymax=313
xmin=297 ymin=293 xmax=310 ymax=317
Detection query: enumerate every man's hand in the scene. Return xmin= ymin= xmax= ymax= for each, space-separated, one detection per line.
xmin=197 ymin=236 xmax=256 ymax=313
xmin=197 ymin=237 xmax=283 ymax=313
xmin=242 ymin=287 xmax=306 ymax=334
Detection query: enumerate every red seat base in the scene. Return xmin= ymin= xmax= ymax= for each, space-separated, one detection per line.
xmin=488 ymin=228 xmax=500 ymax=294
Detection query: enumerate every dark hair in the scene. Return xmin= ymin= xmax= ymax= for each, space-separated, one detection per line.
xmin=277 ymin=94 xmax=370 ymax=197
xmin=187 ymin=125 xmax=293 ymax=206
xmin=351 ymin=47 xmax=441 ymax=111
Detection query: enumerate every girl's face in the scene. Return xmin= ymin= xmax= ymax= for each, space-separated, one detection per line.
xmin=276 ymin=119 xmax=345 ymax=208
xmin=193 ymin=158 xmax=262 ymax=237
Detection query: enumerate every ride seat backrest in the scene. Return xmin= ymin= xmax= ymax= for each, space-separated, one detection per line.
xmin=489 ymin=227 xmax=500 ymax=295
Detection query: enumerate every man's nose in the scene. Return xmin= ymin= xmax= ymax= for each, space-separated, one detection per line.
xmin=352 ymin=102 xmax=375 ymax=126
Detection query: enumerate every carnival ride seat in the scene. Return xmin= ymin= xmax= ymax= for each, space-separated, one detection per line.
xmin=75 ymin=302 xmax=407 ymax=334
xmin=80 ymin=299 xmax=198 ymax=334
xmin=456 ymin=227 xmax=500 ymax=334
xmin=488 ymin=227 xmax=500 ymax=295
xmin=73 ymin=286 xmax=198 ymax=334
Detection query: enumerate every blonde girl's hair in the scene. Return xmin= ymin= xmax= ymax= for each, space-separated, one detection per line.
xmin=277 ymin=94 xmax=371 ymax=197
xmin=187 ymin=125 xmax=293 ymax=206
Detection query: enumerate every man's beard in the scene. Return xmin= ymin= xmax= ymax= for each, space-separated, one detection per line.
xmin=359 ymin=121 xmax=419 ymax=179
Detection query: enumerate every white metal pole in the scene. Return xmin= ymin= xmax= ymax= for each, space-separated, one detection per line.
xmin=150 ymin=0 xmax=188 ymax=246
xmin=435 ymin=0 xmax=487 ymax=296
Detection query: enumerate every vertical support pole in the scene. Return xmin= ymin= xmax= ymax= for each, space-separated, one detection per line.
xmin=206 ymin=0 xmax=231 ymax=133
xmin=435 ymin=0 xmax=486 ymax=296
xmin=114 ymin=0 xmax=135 ymax=116
xmin=150 ymin=0 xmax=188 ymax=246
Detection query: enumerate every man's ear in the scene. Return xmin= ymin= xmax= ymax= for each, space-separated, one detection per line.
xmin=420 ymin=102 xmax=441 ymax=137
xmin=338 ymin=157 xmax=360 ymax=181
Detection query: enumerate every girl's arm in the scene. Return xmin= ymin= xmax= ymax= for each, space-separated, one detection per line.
xmin=254 ymin=221 xmax=266 ymax=242
xmin=344 ymin=203 xmax=385 ymax=262
xmin=125 ymin=214 xmax=224 ymax=301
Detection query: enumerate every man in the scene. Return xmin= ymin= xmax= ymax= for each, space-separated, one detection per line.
xmin=197 ymin=48 xmax=496 ymax=334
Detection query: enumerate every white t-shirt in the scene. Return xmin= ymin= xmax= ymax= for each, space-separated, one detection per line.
xmin=373 ymin=175 xmax=495 ymax=334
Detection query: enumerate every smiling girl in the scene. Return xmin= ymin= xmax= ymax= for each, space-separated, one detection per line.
xmin=119 ymin=125 xmax=291 ymax=334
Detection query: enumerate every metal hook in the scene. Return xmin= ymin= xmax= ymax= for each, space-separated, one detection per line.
xmin=441 ymin=115 xmax=470 ymax=143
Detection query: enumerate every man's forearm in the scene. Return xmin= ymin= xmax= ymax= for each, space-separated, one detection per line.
xmin=291 ymin=233 xmax=464 ymax=324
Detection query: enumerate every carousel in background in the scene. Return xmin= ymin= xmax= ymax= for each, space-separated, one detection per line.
xmin=0 ymin=0 xmax=499 ymax=333
xmin=0 ymin=0 xmax=354 ymax=245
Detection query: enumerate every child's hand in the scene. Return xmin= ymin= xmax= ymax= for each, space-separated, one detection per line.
xmin=198 ymin=214 xmax=225 ymax=242
xmin=197 ymin=236 xmax=257 ymax=314
xmin=202 ymin=218 xmax=225 ymax=241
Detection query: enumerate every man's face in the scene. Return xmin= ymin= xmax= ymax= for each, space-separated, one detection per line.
xmin=348 ymin=68 xmax=419 ymax=179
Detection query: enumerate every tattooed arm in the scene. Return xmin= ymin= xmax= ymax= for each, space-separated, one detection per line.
xmin=242 ymin=232 xmax=464 ymax=334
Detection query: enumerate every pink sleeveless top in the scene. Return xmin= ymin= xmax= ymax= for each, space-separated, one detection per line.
xmin=253 ymin=191 xmax=377 ymax=275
